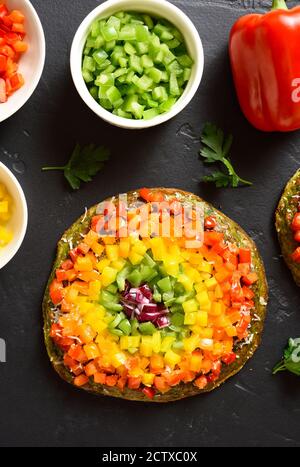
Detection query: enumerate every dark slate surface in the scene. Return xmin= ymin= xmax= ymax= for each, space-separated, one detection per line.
xmin=0 ymin=0 xmax=299 ymax=447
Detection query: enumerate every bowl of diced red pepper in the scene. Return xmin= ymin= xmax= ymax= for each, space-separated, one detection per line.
xmin=0 ymin=0 xmax=45 ymax=122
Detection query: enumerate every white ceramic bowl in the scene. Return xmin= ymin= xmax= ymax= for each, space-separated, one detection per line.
xmin=0 ymin=162 xmax=28 ymax=269
xmin=0 ymin=0 xmax=45 ymax=123
xmin=70 ymin=0 xmax=204 ymax=129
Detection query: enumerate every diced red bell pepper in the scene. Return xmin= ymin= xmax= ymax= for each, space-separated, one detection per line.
xmin=7 ymin=10 xmax=25 ymax=24
xmin=49 ymin=279 xmax=64 ymax=305
xmin=242 ymin=272 xmax=258 ymax=286
xmin=127 ymin=376 xmax=142 ymax=390
xmin=139 ymin=188 xmax=164 ymax=203
xmin=294 ymin=230 xmax=300 ymax=243
xmin=56 ymin=269 xmax=69 ymax=282
xmin=9 ymin=72 xmax=24 ymax=90
xmin=291 ymin=213 xmax=300 ymax=231
xmin=74 ymin=374 xmax=89 ymax=387
xmin=204 ymin=231 xmax=224 ymax=246
xmin=61 ymin=259 xmax=74 ymax=271
xmin=142 ymin=387 xmax=156 ymax=399
xmin=69 ymin=247 xmax=81 ymax=263
xmin=222 ymin=352 xmax=236 ymax=365
xmin=194 ymin=375 xmax=208 ymax=389
xmin=291 ymin=247 xmax=300 ymax=263
xmin=0 ymin=76 xmax=6 ymax=102
xmin=106 ymin=375 xmax=118 ymax=387
xmin=239 ymin=248 xmax=251 ymax=263
xmin=204 ymin=216 xmax=217 ymax=230
xmin=0 ymin=53 xmax=6 ymax=72
xmin=0 ymin=5 xmax=9 ymax=18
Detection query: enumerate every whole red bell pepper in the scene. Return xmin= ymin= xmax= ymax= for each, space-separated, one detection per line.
xmin=229 ymin=0 xmax=300 ymax=132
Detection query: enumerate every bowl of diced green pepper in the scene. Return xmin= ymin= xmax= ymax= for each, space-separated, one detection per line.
xmin=70 ymin=0 xmax=204 ymax=129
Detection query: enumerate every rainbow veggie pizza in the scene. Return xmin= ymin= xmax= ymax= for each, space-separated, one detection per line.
xmin=276 ymin=169 xmax=300 ymax=286
xmin=43 ymin=188 xmax=268 ymax=402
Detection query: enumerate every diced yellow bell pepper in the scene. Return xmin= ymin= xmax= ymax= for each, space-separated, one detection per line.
xmin=225 ymin=326 xmax=237 ymax=337
xmin=101 ymin=266 xmax=117 ymax=287
xmin=120 ymin=335 xmax=140 ymax=350
xmin=178 ymin=274 xmax=194 ymax=292
xmin=184 ymin=312 xmax=197 ymax=325
xmin=102 ymin=236 xmax=116 ymax=245
xmin=214 ymin=315 xmax=231 ymax=328
xmin=140 ymin=336 xmax=153 ymax=357
xmin=189 ymin=253 xmax=203 ymax=265
xmin=111 ymin=258 xmax=126 ymax=271
xmin=84 ymin=342 xmax=100 ymax=359
xmin=149 ymin=237 xmax=167 ymax=261
xmin=132 ymin=239 xmax=147 ymax=256
xmin=96 ymin=258 xmax=110 ymax=272
xmin=199 ymin=327 xmax=214 ymax=339
xmin=91 ymin=242 xmax=104 ymax=257
xmin=0 ymin=225 xmax=12 ymax=246
xmin=196 ymin=311 xmax=208 ymax=327
xmin=142 ymin=373 xmax=155 ymax=386
xmin=88 ymin=280 xmax=101 ymax=298
xmin=160 ymin=336 xmax=176 ymax=353
xmin=204 ymin=277 xmax=218 ymax=290
xmin=196 ymin=291 xmax=211 ymax=310
xmin=214 ymin=284 xmax=224 ymax=299
xmin=209 ymin=302 xmax=224 ymax=316
xmin=164 ymin=349 xmax=181 ymax=368
xmin=183 ymin=299 xmax=198 ymax=314
xmin=128 ymin=251 xmax=144 ymax=265
xmin=190 ymin=353 xmax=203 ymax=372
xmin=0 ymin=201 xmax=8 ymax=213
xmin=75 ymin=256 xmax=93 ymax=272
xmin=79 ymin=302 xmax=94 ymax=315
xmin=78 ymin=323 xmax=97 ymax=344
xmin=152 ymin=331 xmax=161 ymax=353
xmin=111 ymin=352 xmax=126 ymax=368
xmin=213 ymin=342 xmax=223 ymax=355
xmin=119 ymin=239 xmax=130 ymax=258
xmin=185 ymin=267 xmax=202 ymax=283
xmin=105 ymin=245 xmax=119 ymax=261
xmin=183 ymin=334 xmax=200 ymax=353
xmin=194 ymin=282 xmax=206 ymax=293
xmin=65 ymin=286 xmax=79 ymax=303
xmin=198 ymin=261 xmax=213 ymax=274
xmin=83 ymin=230 xmax=99 ymax=246
xmin=164 ymin=257 xmax=179 ymax=277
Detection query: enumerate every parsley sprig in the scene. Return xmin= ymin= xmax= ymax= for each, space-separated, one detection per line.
xmin=199 ymin=123 xmax=252 ymax=188
xmin=42 ymin=144 xmax=110 ymax=190
xmin=273 ymin=338 xmax=300 ymax=376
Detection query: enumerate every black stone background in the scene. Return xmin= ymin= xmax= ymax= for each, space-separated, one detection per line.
xmin=0 ymin=0 xmax=299 ymax=447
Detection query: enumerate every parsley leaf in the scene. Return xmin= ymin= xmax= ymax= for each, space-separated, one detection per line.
xmin=199 ymin=123 xmax=252 ymax=188
xmin=273 ymin=338 xmax=300 ymax=376
xmin=42 ymin=144 xmax=110 ymax=190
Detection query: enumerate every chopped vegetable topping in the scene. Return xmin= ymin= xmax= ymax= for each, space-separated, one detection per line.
xmin=42 ymin=144 xmax=110 ymax=190
xmin=82 ymin=12 xmax=193 ymax=120
xmin=199 ymin=123 xmax=252 ymax=188
xmin=0 ymin=4 xmax=27 ymax=102
xmin=290 ymin=205 xmax=300 ymax=263
xmin=0 ymin=182 xmax=13 ymax=247
xmin=48 ymin=190 xmax=259 ymax=398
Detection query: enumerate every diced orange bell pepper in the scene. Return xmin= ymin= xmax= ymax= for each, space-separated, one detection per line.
xmin=74 ymin=374 xmax=89 ymax=387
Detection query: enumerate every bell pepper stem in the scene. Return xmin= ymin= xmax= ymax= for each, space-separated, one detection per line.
xmin=272 ymin=0 xmax=288 ymax=10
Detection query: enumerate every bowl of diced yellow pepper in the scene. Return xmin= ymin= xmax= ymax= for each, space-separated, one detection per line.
xmin=0 ymin=162 xmax=28 ymax=269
